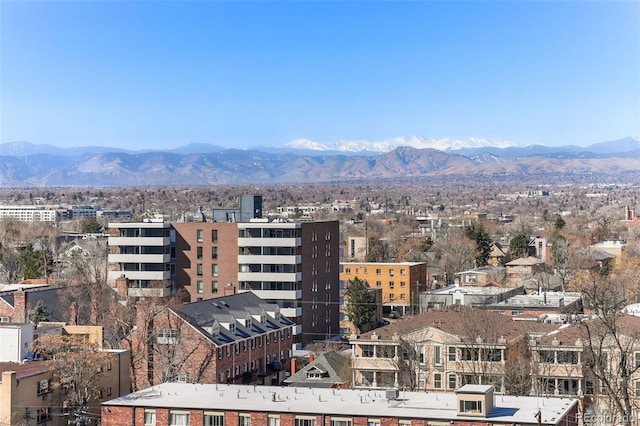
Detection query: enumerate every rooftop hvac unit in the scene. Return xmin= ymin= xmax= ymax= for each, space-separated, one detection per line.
xmin=386 ymin=388 xmax=399 ymax=400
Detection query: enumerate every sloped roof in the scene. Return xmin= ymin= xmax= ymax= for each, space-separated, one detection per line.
xmin=285 ymin=351 xmax=350 ymax=387
xmin=357 ymin=306 xmax=555 ymax=344
xmin=170 ymin=292 xmax=295 ymax=346
xmin=506 ymin=256 xmax=546 ymax=266
xmin=537 ymin=314 xmax=640 ymax=346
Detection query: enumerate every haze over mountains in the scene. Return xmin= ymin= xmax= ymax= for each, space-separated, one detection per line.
xmin=1 ymin=136 xmax=638 ymax=187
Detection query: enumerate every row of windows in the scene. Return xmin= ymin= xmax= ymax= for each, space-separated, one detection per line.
xmin=196 ymin=280 xmax=218 ymax=294
xmin=360 ymin=344 xmax=503 ymax=363
xmin=217 ymin=332 xmax=293 ymax=359
xmin=196 ymin=230 xmax=218 ymax=243
xmin=196 ymin=246 xmax=218 ymax=260
xmin=343 ymin=267 xmax=407 ymax=276
xmin=196 ymin=263 xmax=219 ymax=276
xmin=144 ymin=411 xmax=396 ymax=426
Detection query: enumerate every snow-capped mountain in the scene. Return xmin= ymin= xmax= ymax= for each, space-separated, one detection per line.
xmin=285 ymin=136 xmax=514 ymax=153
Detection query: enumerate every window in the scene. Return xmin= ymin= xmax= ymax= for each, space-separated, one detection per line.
xmin=460 ymin=400 xmax=482 ymax=414
xmin=361 ymin=345 xmax=374 ymax=357
xmin=367 ymin=420 xmax=380 ymax=426
xmin=376 ymin=281 xmax=382 ymax=287
xmin=156 ymin=329 xmax=179 ymax=344
xmin=197 ymin=263 xmax=203 ymax=276
xmin=239 ymin=414 xmax=251 ymax=426
xmin=212 ymin=264 xmax=219 ymax=277
xmin=197 ymin=246 xmax=203 ymax=259
xmin=268 ymin=416 xmax=280 ymax=426
xmin=197 ymin=229 xmax=204 ymax=243
xmin=376 ymin=268 xmax=382 ymax=275
xmin=400 ymin=294 xmax=406 ymax=299
xmin=330 ymin=419 xmax=352 ymax=426
xmin=212 ymin=281 xmax=218 ymax=293
xmin=635 ymin=382 xmax=640 ymax=398
xmin=37 ymin=379 xmax=51 ymax=395
xmin=36 ymin=407 xmax=52 ymax=423
xmin=434 ymin=373 xmax=442 ymax=389
xmin=197 ymin=280 xmax=204 ymax=294
xmin=170 ymin=411 xmax=190 ymax=426
xmin=204 ymin=413 xmax=225 ymax=426
xmin=295 ymin=417 xmax=316 ymax=426
xmin=635 ymin=352 xmax=640 ymax=368
xmin=144 ymin=410 xmax=156 ymax=425
xmin=212 ymin=246 xmax=218 ymax=259
xmin=389 ymin=281 xmax=395 ymax=288
xmin=106 ymin=386 xmax=112 ymax=396
xmin=448 ymin=374 xmax=457 ymax=390
xmin=212 ymin=229 xmax=218 ymax=242
xmin=345 ymin=268 xmax=351 ymax=274
xmin=434 ymin=346 xmax=442 ymax=365
xmin=389 ymin=294 xmax=395 ymax=300
xmin=400 ymin=269 xmax=406 ymax=275
xmin=400 ymin=281 xmax=406 ymax=287
xmin=389 ymin=269 xmax=395 ymax=276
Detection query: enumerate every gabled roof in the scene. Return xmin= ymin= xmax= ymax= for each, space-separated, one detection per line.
xmin=285 ymin=351 xmax=350 ymax=387
xmin=170 ymin=292 xmax=295 ymax=346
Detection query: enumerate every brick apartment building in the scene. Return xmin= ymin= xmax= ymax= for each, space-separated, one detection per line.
xmin=131 ymin=292 xmax=295 ymax=390
xmin=340 ymin=262 xmax=427 ymax=317
xmin=108 ymin=196 xmax=340 ymax=348
xmin=101 ymin=382 xmax=579 ymax=426
xmin=174 ymin=218 xmax=340 ymax=347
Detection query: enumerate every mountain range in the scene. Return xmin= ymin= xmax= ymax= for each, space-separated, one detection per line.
xmin=1 ymin=137 xmax=639 ymax=187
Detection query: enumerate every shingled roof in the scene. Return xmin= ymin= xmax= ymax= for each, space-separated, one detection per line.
xmin=357 ymin=306 xmax=556 ymax=344
xmin=285 ymin=351 xmax=350 ymax=388
xmin=169 ymin=291 xmax=295 ymax=346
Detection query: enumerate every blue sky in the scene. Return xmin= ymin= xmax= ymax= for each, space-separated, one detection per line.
xmin=1 ymin=0 xmax=639 ymax=150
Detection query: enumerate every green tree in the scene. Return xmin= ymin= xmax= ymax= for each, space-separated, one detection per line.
xmin=464 ymin=224 xmax=492 ymax=267
xmin=81 ymin=219 xmax=103 ymax=234
xmin=21 ymin=243 xmax=54 ymax=280
xmin=509 ymin=233 xmax=529 ymax=260
xmin=553 ymin=215 xmax=566 ymax=230
xmin=344 ymin=277 xmax=376 ymax=333
xmin=29 ymin=299 xmax=49 ymax=326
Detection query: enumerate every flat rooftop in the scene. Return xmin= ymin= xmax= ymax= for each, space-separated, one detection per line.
xmin=103 ymin=383 xmax=576 ymax=425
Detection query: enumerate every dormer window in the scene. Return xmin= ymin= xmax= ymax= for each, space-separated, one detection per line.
xmin=229 ymin=323 xmax=236 ymax=333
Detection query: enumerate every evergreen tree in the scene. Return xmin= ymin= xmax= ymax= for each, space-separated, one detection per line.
xmin=81 ymin=219 xmax=103 ymax=234
xmin=464 ymin=225 xmax=492 ymax=267
xmin=553 ymin=215 xmax=566 ymax=230
xmin=509 ymin=233 xmax=530 ymax=260
xmin=29 ymin=299 xmax=49 ymax=326
xmin=344 ymin=277 xmax=376 ymax=333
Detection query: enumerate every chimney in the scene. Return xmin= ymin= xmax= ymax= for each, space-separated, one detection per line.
xmin=309 ymin=352 xmax=315 ymax=363
xmin=115 ymin=275 xmax=129 ymax=298
xmin=14 ymin=291 xmax=27 ymax=322
xmin=290 ymin=358 xmax=296 ymax=374
xmin=223 ymin=283 xmax=237 ymax=296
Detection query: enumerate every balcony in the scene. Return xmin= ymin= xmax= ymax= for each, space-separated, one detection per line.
xmin=108 ymin=270 xmax=171 ymax=281
xmin=237 ymin=272 xmax=301 ymax=283
xmin=237 ymin=254 xmax=301 ymax=265
xmin=280 ymin=307 xmax=303 ymax=318
xmin=240 ymin=289 xmax=302 ymax=301
xmin=237 ymin=237 xmax=301 ymax=248
xmin=108 ymin=236 xmax=170 ymax=247
xmin=108 ymin=253 xmax=170 ymax=264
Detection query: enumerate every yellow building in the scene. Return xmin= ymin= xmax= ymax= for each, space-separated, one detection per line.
xmin=340 ymin=262 xmax=427 ymax=316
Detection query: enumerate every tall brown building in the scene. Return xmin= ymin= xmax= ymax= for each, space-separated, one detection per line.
xmin=174 ymin=219 xmax=340 ymax=348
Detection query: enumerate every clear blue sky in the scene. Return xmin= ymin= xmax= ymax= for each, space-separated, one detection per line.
xmin=1 ymin=0 xmax=639 ymax=150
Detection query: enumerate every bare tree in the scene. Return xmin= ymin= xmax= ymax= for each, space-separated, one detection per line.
xmin=31 ymin=334 xmax=113 ymax=425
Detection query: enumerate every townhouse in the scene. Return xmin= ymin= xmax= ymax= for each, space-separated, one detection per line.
xmin=131 ymin=292 xmax=295 ymax=390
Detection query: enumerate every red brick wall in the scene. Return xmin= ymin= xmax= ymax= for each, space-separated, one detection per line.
xmin=131 ymin=306 xmax=293 ymax=388
xmin=101 ymin=406 xmax=134 ymax=426
xmin=0 ymin=291 xmax=26 ymax=322
xmin=174 ymin=222 xmax=238 ymax=302
xmin=300 ymin=221 xmax=340 ymax=344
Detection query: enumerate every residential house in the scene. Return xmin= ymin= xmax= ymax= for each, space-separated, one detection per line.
xmin=285 ymin=351 xmax=351 ymax=388
xmin=101 ymin=382 xmax=579 ymax=426
xmin=505 ymin=256 xmax=547 ymax=287
xmin=349 ymin=306 xmax=553 ymax=393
